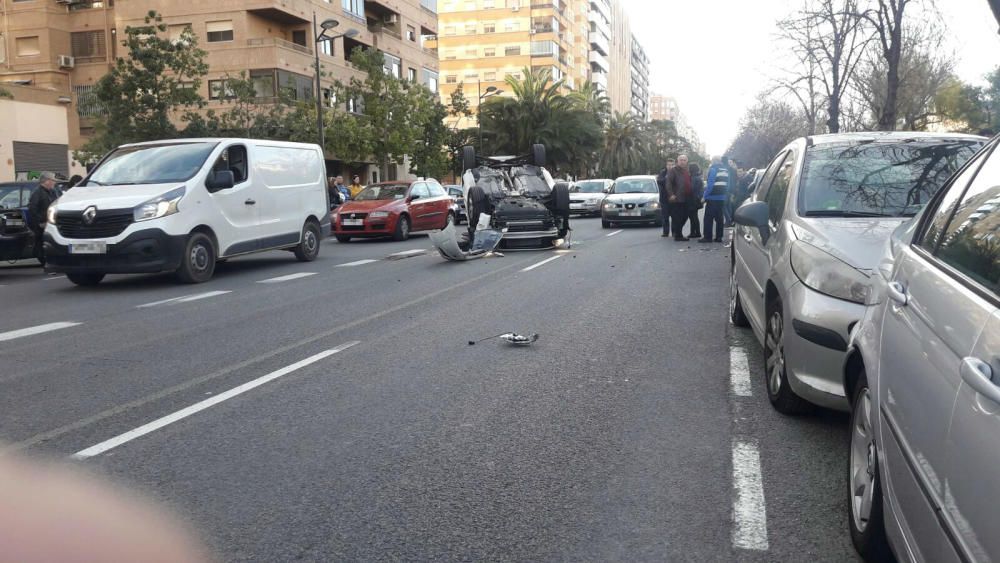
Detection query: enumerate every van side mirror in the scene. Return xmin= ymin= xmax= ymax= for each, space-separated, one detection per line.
xmin=734 ymin=201 xmax=770 ymax=242
xmin=207 ymin=170 xmax=235 ymax=192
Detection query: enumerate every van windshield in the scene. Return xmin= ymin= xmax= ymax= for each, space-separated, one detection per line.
xmin=84 ymin=142 xmax=218 ymax=187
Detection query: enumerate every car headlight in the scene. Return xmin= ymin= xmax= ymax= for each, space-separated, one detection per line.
xmin=648 ymin=202 xmax=660 ymax=209
xmin=790 ymin=241 xmax=870 ymax=304
xmin=603 ymin=202 xmax=615 ymax=210
xmin=47 ymin=206 xmax=57 ymax=224
xmin=369 ymin=211 xmax=389 ymax=219
xmin=134 ymin=187 xmax=185 ymax=222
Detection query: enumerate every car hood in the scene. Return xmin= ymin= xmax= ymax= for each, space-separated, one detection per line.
xmin=793 ymin=217 xmax=909 ymax=272
xmin=605 ymin=193 xmax=659 ymax=204
xmin=339 ymin=200 xmax=402 ymax=213
xmin=569 ymin=192 xmax=606 ymax=202
xmin=53 ymin=183 xmax=184 ymax=211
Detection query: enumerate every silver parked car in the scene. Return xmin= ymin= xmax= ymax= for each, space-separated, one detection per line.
xmin=601 ymin=175 xmax=662 ymax=228
xmin=844 ymin=136 xmax=1000 ymax=562
xmin=731 ymin=132 xmax=984 ymax=414
xmin=570 ymin=179 xmax=612 ymax=216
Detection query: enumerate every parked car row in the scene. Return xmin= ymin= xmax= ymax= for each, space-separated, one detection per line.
xmin=729 ymin=131 xmax=998 ymax=562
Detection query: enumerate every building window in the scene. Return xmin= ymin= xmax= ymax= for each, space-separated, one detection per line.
xmin=408 ymin=67 xmax=417 ymax=81
xmin=70 ymin=30 xmax=106 ymax=60
xmin=530 ymin=40 xmax=556 ymax=56
xmin=484 ymin=0 xmax=494 ymax=7
xmin=483 ymin=23 xmax=495 ymax=33
xmin=291 ymin=30 xmax=307 ymax=47
xmin=504 ymin=45 xmax=520 ymax=56
xmin=505 ymin=21 xmax=519 ymax=32
xmin=465 ymin=23 xmax=476 ymax=34
xmin=15 ymin=36 xmax=40 ymax=57
xmin=484 ymin=47 xmax=495 ymax=57
xmin=484 ymin=71 xmax=496 ymax=81
xmin=167 ymin=24 xmax=193 ymax=44
xmin=276 ymin=69 xmax=314 ymax=100
xmin=0 ymin=34 xmax=6 ymax=64
xmin=383 ymin=53 xmax=401 ymax=78
xmin=407 ymin=25 xmax=416 ymax=41
xmin=420 ymin=0 xmax=437 ymax=12
xmin=444 ymin=25 xmax=456 ymax=35
xmin=444 ymin=49 xmax=457 ymax=60
xmin=208 ymin=79 xmax=235 ymax=100
xmin=251 ymin=69 xmax=276 ymax=99
xmin=319 ymin=39 xmax=332 ymax=56
xmin=206 ymin=20 xmax=234 ymax=43
xmin=422 ymin=68 xmax=439 ymax=93
xmin=464 ymin=72 xmax=478 ymax=81
xmin=445 ymin=75 xmax=457 ymax=84
xmin=465 ymin=47 xmax=477 ymax=57
xmin=74 ymin=84 xmax=107 ymax=118
xmin=342 ymin=0 xmax=364 ymax=18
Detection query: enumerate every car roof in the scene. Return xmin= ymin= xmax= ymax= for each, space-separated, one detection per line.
xmin=577 ymin=178 xmax=613 ymax=182
xmin=805 ymin=131 xmax=986 ymax=146
xmin=614 ymin=175 xmax=657 ymax=181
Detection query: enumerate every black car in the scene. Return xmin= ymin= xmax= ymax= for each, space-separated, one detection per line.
xmin=0 ymin=182 xmax=44 ymax=262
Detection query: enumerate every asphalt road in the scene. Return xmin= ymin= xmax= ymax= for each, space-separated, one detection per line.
xmin=0 ymin=217 xmax=859 ymax=562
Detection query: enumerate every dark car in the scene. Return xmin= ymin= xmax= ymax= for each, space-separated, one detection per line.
xmin=0 ymin=182 xmax=44 ymax=262
xmin=446 ymin=185 xmax=467 ymax=224
xmin=332 ymin=179 xmax=455 ymax=242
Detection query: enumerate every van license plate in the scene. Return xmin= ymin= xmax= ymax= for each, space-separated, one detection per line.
xmin=70 ymin=242 xmax=107 ymax=254
xmin=342 ymin=219 xmax=364 ymax=226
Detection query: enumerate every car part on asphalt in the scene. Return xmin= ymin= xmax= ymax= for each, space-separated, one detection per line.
xmin=430 ymin=221 xmax=505 ymax=261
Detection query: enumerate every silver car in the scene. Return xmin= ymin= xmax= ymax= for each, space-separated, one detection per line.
xmin=570 ymin=179 xmax=612 ymax=216
xmin=601 ymin=175 xmax=662 ymax=228
xmin=731 ymin=132 xmax=984 ymax=414
xmin=844 ymin=135 xmax=1000 ymax=562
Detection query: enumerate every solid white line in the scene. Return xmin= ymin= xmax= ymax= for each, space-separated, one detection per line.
xmin=521 ymin=255 xmax=562 ymax=272
xmin=0 ymin=321 xmax=81 ymax=343
xmin=72 ymin=341 xmax=360 ymax=460
xmin=730 ymin=346 xmax=752 ymax=397
xmin=336 ymin=259 xmax=379 ymax=267
xmin=43 ymin=275 xmax=66 ymax=281
xmin=257 ymin=272 xmax=317 ymax=284
xmin=732 ymin=441 xmax=769 ymax=551
xmin=388 ymin=249 xmax=427 ymax=257
xmin=605 ymin=229 xmax=624 ymax=237
xmin=136 ymin=290 xmax=232 ymax=309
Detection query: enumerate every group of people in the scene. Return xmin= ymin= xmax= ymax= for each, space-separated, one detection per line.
xmin=655 ymin=154 xmax=754 ymax=242
xmin=327 ymin=174 xmax=365 ymax=206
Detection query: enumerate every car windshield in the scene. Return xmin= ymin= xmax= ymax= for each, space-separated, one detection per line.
xmin=799 ymin=139 xmax=983 ymax=217
xmin=85 ymin=142 xmax=217 ymax=186
xmin=355 ymin=184 xmax=409 ymax=201
xmin=447 ymin=187 xmax=463 ymax=197
xmin=0 ymin=185 xmax=27 ymax=209
xmin=573 ymin=181 xmax=606 ymax=193
xmin=614 ymin=179 xmax=657 ymax=194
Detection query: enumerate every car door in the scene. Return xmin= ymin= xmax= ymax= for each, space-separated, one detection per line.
xmin=208 ymin=143 xmax=260 ymax=255
xmin=407 ymin=182 xmax=433 ymax=230
xmin=877 ymin=143 xmax=997 ymax=562
xmin=425 ymin=181 xmax=451 ymax=228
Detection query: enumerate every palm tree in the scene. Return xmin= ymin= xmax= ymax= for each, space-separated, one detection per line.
xmin=569 ymin=80 xmax=611 ymax=125
xmin=600 ymin=112 xmax=647 ymax=178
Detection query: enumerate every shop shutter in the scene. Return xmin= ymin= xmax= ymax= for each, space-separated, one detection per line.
xmin=13 ymin=141 xmax=69 ymax=178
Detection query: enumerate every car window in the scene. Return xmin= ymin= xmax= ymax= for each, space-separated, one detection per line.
xmin=765 ymin=148 xmax=797 ymax=225
xmin=410 ymin=183 xmax=431 ymax=198
xmin=931 ymin=145 xmax=1000 ymax=294
xmin=213 ymin=145 xmax=249 ymax=184
xmin=0 ymin=185 xmax=28 ymax=209
xmin=614 ymin=178 xmax=658 ymax=193
xmin=755 ymin=151 xmax=789 ymax=202
xmin=427 ymin=183 xmax=447 ymax=197
xmin=920 ymin=146 xmax=993 ymax=252
xmin=448 ymin=187 xmax=463 ymax=197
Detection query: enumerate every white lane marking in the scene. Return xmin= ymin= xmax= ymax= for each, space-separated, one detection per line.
xmin=72 ymin=341 xmax=360 ymax=460
xmin=521 ymin=255 xmax=562 ymax=272
xmin=732 ymin=441 xmax=769 ymax=551
xmin=43 ymin=275 xmax=66 ymax=281
xmin=0 ymin=321 xmax=81 ymax=343
xmin=388 ymin=249 xmax=427 ymax=257
xmin=257 ymin=272 xmax=317 ymax=284
xmin=136 ymin=290 xmax=232 ymax=309
xmin=605 ymin=229 xmax=624 ymax=237
xmin=336 ymin=259 xmax=379 ymax=267
xmin=730 ymin=346 xmax=752 ymax=397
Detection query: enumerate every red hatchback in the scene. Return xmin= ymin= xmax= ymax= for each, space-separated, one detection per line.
xmin=332 ymin=179 xmax=454 ymax=242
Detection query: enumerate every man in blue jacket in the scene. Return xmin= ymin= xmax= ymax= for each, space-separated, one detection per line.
xmin=700 ymin=156 xmax=733 ymax=243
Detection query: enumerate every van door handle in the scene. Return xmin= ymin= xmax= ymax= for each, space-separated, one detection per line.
xmin=245 ymin=199 xmax=256 ymax=205
xmin=961 ymin=357 xmax=1000 ymax=404
xmin=887 ymin=282 xmax=908 ymax=306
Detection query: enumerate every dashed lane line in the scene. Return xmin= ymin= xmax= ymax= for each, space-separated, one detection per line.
xmin=136 ymin=290 xmax=232 ymax=309
xmin=336 ymin=259 xmax=379 ymax=267
xmin=730 ymin=346 xmax=752 ymax=397
xmin=388 ymin=249 xmax=428 ymax=257
xmin=0 ymin=321 xmax=82 ymax=343
xmin=257 ymin=272 xmax=318 ymax=284
xmin=732 ymin=440 xmax=769 ymax=551
xmin=606 ymin=229 xmax=624 ymax=237
xmin=521 ymin=255 xmax=562 ymax=272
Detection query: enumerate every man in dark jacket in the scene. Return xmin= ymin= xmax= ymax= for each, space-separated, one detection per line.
xmin=28 ymin=172 xmax=59 ymax=264
xmin=665 ymin=154 xmax=694 ymax=241
xmin=655 ymin=158 xmax=676 ymax=237
xmin=687 ymin=163 xmax=705 ymax=239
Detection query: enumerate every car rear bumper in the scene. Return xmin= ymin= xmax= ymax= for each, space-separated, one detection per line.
xmin=43 ymin=228 xmax=186 ymax=274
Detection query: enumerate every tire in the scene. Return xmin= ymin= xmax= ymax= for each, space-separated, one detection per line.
xmin=294 ymin=221 xmax=321 ymax=262
xmin=462 ymin=145 xmax=477 ymax=172
xmin=467 ymin=186 xmax=490 ymax=231
xmin=763 ymin=297 xmax=813 ymax=415
xmin=335 ymin=234 xmax=352 ymax=243
xmin=551 ymin=183 xmax=571 ymax=217
xmin=392 ymin=215 xmax=411 ymax=241
xmin=602 ymin=220 xmax=611 ymax=228
xmin=848 ymin=371 xmax=893 ymax=562
xmin=531 ymin=143 xmax=546 ymax=167
xmin=67 ymin=272 xmax=104 ymax=286
xmin=730 ymin=262 xmax=750 ymax=327
xmin=175 ymin=232 xmax=216 ymax=284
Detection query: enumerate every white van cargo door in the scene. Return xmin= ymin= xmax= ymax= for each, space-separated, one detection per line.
xmin=209 ymin=144 xmax=262 ymax=256
xmin=252 ymin=144 xmax=323 ymax=249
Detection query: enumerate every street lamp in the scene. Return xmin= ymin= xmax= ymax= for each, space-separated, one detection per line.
xmin=313 ymin=14 xmax=359 ymax=152
xmin=477 ymin=82 xmax=503 ymax=154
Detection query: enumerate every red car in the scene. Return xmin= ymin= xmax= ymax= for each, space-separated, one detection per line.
xmin=332 ymin=180 xmax=455 ymax=242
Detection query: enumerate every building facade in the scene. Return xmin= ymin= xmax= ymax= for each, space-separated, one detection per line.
xmin=606 ymin=0 xmax=630 ymax=116
xmin=649 ymin=92 xmax=705 ymax=155
xmin=0 ymin=84 xmax=87 ymax=181
xmin=0 ymin=0 xmax=439 ymax=179
xmin=628 ymin=33 xmax=647 ymax=120
xmin=587 ymin=0 xmax=610 ymax=94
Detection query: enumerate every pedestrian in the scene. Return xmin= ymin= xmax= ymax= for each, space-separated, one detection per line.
xmin=28 ymin=171 xmax=59 ymax=265
xmin=687 ymin=163 xmax=704 ymax=239
xmin=656 ymin=157 xmax=676 ymax=237
xmin=733 ymin=167 xmax=755 ymax=210
xmin=327 ymin=176 xmax=342 ymax=207
xmin=665 ymin=154 xmax=694 ymax=241
xmin=334 ymin=175 xmax=351 ymax=203
xmin=701 ymin=156 xmax=731 ymax=243
xmin=723 ymin=156 xmax=739 ymax=226
xmin=349 ymin=174 xmax=364 ymax=199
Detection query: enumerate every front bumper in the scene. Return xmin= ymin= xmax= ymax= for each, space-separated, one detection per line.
xmin=332 ymin=214 xmax=398 ymax=237
xmin=0 ymin=230 xmax=34 ymax=260
xmin=603 ymin=209 xmax=663 ymax=222
xmin=782 ymin=281 xmax=863 ymax=411
xmin=43 ymin=228 xmax=187 ymax=274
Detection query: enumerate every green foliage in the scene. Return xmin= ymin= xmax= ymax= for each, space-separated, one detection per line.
xmin=936 ymin=66 xmax=1000 ymax=133
xmin=76 ymin=11 xmax=208 ymax=164
xmin=0 ymin=87 xmax=12 ymax=99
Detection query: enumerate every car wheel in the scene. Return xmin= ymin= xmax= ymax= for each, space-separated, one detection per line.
xmin=176 ymin=232 xmax=216 ymax=284
xmin=462 ymin=146 xmax=477 ymax=172
xmin=730 ymin=263 xmax=750 ymax=327
xmin=764 ymin=297 xmax=812 ymax=414
xmin=602 ymin=220 xmax=611 ymax=228
xmin=531 ymin=143 xmax=546 ymax=167
xmin=294 ymin=221 xmax=321 ymax=262
xmin=67 ymin=272 xmax=104 ymax=286
xmin=392 ymin=215 xmax=411 ymax=241
xmin=335 ymin=234 xmax=351 ymax=243
xmin=467 ymin=186 xmax=490 ymax=230
xmin=848 ymin=370 xmax=892 ymax=561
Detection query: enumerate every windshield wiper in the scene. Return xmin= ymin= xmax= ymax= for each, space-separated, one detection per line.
xmin=85 ymin=180 xmax=107 ymax=186
xmin=804 ymin=210 xmax=893 ymax=218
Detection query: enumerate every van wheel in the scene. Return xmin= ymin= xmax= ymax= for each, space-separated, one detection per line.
xmin=335 ymin=235 xmax=352 ymax=243
xmin=67 ymin=272 xmax=104 ymax=286
xmin=763 ymin=297 xmax=813 ymax=415
xmin=176 ymin=233 xmax=216 ymax=284
xmin=393 ymin=215 xmax=411 ymax=241
xmin=294 ymin=221 xmax=321 ymax=262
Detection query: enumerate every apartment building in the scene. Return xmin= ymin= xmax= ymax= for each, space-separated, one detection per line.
xmin=650 ymin=92 xmax=705 ymax=155
xmin=434 ymin=0 xmax=592 ymax=125
xmin=0 ymin=0 xmax=439 ymax=176
xmin=629 ymin=33 xmax=647 ymax=120
xmin=586 ymin=0 xmax=610 ymax=94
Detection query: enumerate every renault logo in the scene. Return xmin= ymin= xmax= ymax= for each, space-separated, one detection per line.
xmin=82 ymin=206 xmax=97 ymax=225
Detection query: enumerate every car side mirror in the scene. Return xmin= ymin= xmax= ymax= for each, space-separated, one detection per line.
xmin=734 ymin=201 xmax=770 ymax=242
xmin=207 ymin=170 xmax=235 ymax=192
xmin=408 ymin=194 xmax=421 ymax=202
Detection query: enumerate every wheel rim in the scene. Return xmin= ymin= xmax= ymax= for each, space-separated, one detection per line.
xmin=190 ymin=243 xmax=210 ymax=273
xmin=850 ymin=387 xmax=876 ymax=532
xmin=304 ymin=228 xmax=318 ymax=254
xmin=765 ymin=310 xmax=784 ymax=396
xmin=401 ymin=218 xmax=409 ymax=237
xmin=729 ymin=267 xmax=739 ymax=320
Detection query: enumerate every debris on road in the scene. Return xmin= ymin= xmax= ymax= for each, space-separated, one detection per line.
xmin=468 ymin=332 xmax=540 ymax=346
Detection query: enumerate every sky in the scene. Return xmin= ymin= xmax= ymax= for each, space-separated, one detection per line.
xmin=621 ymin=0 xmax=1000 ymax=156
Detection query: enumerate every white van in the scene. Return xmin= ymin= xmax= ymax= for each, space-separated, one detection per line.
xmin=44 ymin=139 xmax=330 ymax=285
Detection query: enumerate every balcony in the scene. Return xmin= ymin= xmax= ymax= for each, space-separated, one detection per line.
xmin=589 ymin=51 xmax=609 ymax=72
xmin=245 ymin=0 xmax=311 ymax=24
xmin=589 ymin=31 xmax=609 ymax=56
xmin=247 ymin=37 xmax=312 ymax=56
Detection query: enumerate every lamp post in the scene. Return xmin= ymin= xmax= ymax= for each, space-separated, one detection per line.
xmin=313 ymin=14 xmax=359 ymax=152
xmin=477 ymin=81 xmax=503 ymax=154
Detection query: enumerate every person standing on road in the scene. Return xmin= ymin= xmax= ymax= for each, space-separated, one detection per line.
xmin=687 ymin=163 xmax=704 ymax=240
xmin=723 ymin=157 xmax=739 ymax=226
xmin=665 ymin=154 xmax=694 ymax=241
xmin=701 ymin=156 xmax=731 ymax=243
xmin=349 ymin=174 xmax=364 ymax=199
xmin=334 ymin=175 xmax=351 ymax=203
xmin=656 ymin=158 xmax=676 ymax=237
xmin=28 ymin=172 xmax=59 ymax=264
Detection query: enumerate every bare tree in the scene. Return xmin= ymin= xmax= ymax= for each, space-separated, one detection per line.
xmin=727 ymin=95 xmax=813 ymax=168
